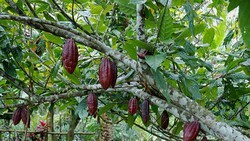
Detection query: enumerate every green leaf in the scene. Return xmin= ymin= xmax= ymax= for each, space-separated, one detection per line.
xmin=115 ymin=0 xmax=136 ymax=16
xmin=226 ymin=58 xmax=246 ymax=73
xmin=123 ymin=42 xmax=137 ymax=60
xmin=127 ymin=39 xmax=154 ymax=52
xmin=184 ymin=41 xmax=195 ymax=56
xmin=63 ymin=69 xmax=81 ymax=85
xmin=223 ymin=30 xmax=234 ymax=46
xmin=182 ymin=76 xmax=201 ymax=100
xmin=203 ymin=28 xmax=215 ymax=44
xmin=176 ymin=23 xmax=206 ymax=43
xmin=50 ymin=60 xmax=61 ymax=82
xmin=11 ymin=46 xmax=23 ymax=62
xmin=184 ymin=2 xmax=197 ymax=35
xmin=198 ymin=59 xmax=213 ymax=72
xmin=151 ymin=68 xmax=170 ymax=102
xmin=127 ymin=114 xmax=137 ymax=127
xmin=172 ymin=121 xmax=183 ymax=134
xmin=98 ymin=103 xmax=116 ymax=115
xmin=228 ymin=0 xmax=241 ymax=12
xmin=75 ymin=97 xmax=88 ymax=119
xmin=239 ymin=1 xmax=250 ymax=48
xmin=226 ymin=72 xmax=250 ymax=80
xmin=2 ymin=61 xmax=16 ymax=78
xmin=43 ymin=11 xmax=56 ymax=21
xmin=44 ymin=32 xmax=63 ymax=45
xmin=157 ymin=6 xmax=173 ymax=42
xmin=145 ymin=53 xmax=166 ymax=71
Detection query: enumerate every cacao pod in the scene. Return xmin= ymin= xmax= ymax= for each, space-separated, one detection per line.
xmin=62 ymin=38 xmax=78 ymax=74
xmin=99 ymin=58 xmax=112 ymax=90
xmin=87 ymin=93 xmax=98 ymax=115
xmin=161 ymin=110 xmax=169 ymax=129
xmin=12 ymin=107 xmax=22 ymax=125
xmin=141 ymin=100 xmax=150 ymax=124
xmin=21 ymin=107 xmax=30 ymax=128
xmin=128 ymin=97 xmax=139 ymax=115
xmin=183 ymin=121 xmax=200 ymax=141
xmin=110 ymin=60 xmax=117 ymax=88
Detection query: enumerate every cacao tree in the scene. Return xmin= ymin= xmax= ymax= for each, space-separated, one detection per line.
xmin=0 ymin=0 xmax=249 ymax=140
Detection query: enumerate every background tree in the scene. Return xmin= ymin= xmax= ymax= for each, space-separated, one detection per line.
xmin=0 ymin=0 xmax=249 ymax=140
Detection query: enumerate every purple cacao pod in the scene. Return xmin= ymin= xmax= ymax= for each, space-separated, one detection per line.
xmin=110 ymin=60 xmax=117 ymax=88
xmin=141 ymin=100 xmax=150 ymax=124
xmin=62 ymin=38 xmax=78 ymax=74
xmin=12 ymin=107 xmax=22 ymax=125
xmin=161 ymin=110 xmax=169 ymax=129
xmin=128 ymin=97 xmax=139 ymax=115
xmin=87 ymin=93 xmax=98 ymax=115
xmin=99 ymin=58 xmax=112 ymax=90
xmin=21 ymin=107 xmax=30 ymax=128
xmin=183 ymin=121 xmax=200 ymax=141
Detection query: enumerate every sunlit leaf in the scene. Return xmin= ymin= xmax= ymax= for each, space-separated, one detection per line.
xmin=115 ymin=0 xmax=136 ymax=16
xmin=145 ymin=53 xmax=166 ymax=71
xmin=176 ymin=23 xmax=206 ymax=43
xmin=123 ymin=42 xmax=137 ymax=60
xmin=44 ymin=32 xmax=63 ymax=45
xmin=203 ymin=28 xmax=215 ymax=44
xmin=75 ymin=97 xmax=88 ymax=119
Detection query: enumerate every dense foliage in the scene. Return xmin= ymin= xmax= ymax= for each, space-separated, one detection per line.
xmin=0 ymin=0 xmax=249 ymax=140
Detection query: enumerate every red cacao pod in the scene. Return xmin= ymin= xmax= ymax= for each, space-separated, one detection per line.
xmin=141 ymin=100 xmax=150 ymax=124
xmin=62 ymin=38 xmax=78 ymax=74
xmin=21 ymin=107 xmax=30 ymax=128
xmin=12 ymin=107 xmax=22 ymax=125
xmin=183 ymin=121 xmax=200 ymax=141
xmin=128 ymin=97 xmax=139 ymax=115
xmin=87 ymin=93 xmax=98 ymax=115
xmin=110 ymin=60 xmax=117 ymax=88
xmin=99 ymin=58 xmax=112 ymax=90
xmin=161 ymin=110 xmax=169 ymax=129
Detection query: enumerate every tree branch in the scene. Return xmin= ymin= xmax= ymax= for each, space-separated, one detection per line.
xmin=5 ymin=0 xmax=26 ymax=16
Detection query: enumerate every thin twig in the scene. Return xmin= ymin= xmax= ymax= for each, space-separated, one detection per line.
xmin=229 ymin=101 xmax=250 ymax=120
xmin=51 ymin=0 xmax=90 ymax=35
xmin=24 ymin=0 xmax=38 ymax=18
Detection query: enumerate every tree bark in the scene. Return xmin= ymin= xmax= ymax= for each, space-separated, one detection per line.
xmin=66 ymin=111 xmax=80 ymax=141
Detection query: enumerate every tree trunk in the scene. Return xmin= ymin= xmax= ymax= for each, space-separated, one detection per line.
xmin=47 ymin=102 xmax=55 ymax=141
xmin=66 ymin=111 xmax=80 ymax=141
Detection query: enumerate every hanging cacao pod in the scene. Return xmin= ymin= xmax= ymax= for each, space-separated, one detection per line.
xmin=128 ymin=97 xmax=139 ymax=115
xmin=21 ymin=107 xmax=30 ymax=128
xmin=183 ymin=121 xmax=200 ymax=141
xmin=62 ymin=38 xmax=78 ymax=74
xmin=110 ymin=60 xmax=117 ymax=88
xmin=99 ymin=58 xmax=112 ymax=90
xmin=141 ymin=100 xmax=150 ymax=124
xmin=12 ymin=107 xmax=22 ymax=125
xmin=161 ymin=110 xmax=169 ymax=129
xmin=87 ymin=93 xmax=98 ymax=115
